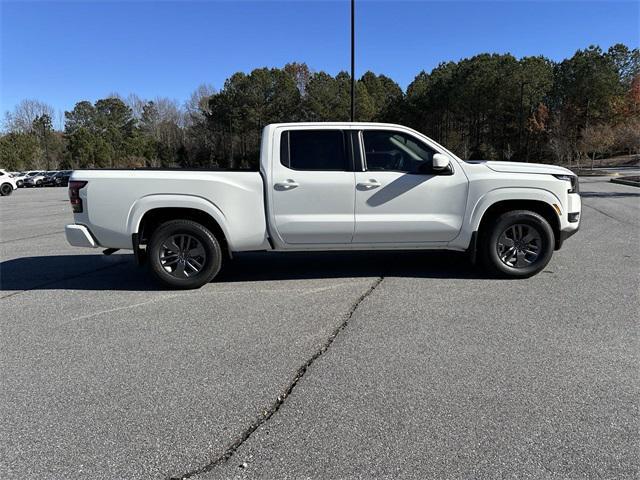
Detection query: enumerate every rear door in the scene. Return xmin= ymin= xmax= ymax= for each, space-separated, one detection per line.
xmin=269 ymin=128 xmax=356 ymax=245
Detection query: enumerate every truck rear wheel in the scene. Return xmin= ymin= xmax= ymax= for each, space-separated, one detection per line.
xmin=148 ymin=219 xmax=222 ymax=289
xmin=480 ymin=210 xmax=554 ymax=278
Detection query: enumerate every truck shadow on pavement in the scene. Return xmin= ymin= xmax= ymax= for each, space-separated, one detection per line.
xmin=219 ymin=250 xmax=484 ymax=282
xmin=0 ymin=250 xmax=487 ymax=292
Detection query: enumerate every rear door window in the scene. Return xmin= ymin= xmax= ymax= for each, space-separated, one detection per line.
xmin=281 ymin=130 xmax=348 ymax=171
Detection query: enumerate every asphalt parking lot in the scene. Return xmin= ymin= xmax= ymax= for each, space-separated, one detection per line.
xmin=1 ymin=180 xmax=638 ymax=479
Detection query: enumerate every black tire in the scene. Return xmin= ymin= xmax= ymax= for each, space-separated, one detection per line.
xmin=16 ymin=180 xmax=23 ymax=188
xmin=36 ymin=180 xmax=43 ymax=187
xmin=480 ymin=210 xmax=554 ymax=278
xmin=148 ymin=219 xmax=222 ymax=289
xmin=0 ymin=183 xmax=13 ymax=196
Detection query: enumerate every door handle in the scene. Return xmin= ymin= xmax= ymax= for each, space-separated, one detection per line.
xmin=357 ymin=180 xmax=381 ymax=190
xmin=274 ymin=179 xmax=299 ymax=190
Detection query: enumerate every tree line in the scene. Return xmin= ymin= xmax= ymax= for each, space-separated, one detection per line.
xmin=1 ymin=44 xmax=638 ymax=172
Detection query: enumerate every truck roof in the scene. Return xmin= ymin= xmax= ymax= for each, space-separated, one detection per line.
xmin=266 ymin=122 xmax=406 ymax=128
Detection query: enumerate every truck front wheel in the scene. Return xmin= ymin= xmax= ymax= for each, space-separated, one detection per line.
xmin=148 ymin=219 xmax=222 ymax=289
xmin=480 ymin=210 xmax=554 ymax=278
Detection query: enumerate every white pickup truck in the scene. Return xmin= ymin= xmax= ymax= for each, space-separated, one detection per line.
xmin=65 ymin=122 xmax=581 ymax=288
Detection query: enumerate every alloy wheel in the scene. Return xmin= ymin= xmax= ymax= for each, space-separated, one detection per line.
xmin=159 ymin=234 xmax=207 ymax=278
xmin=496 ymin=223 xmax=542 ymax=268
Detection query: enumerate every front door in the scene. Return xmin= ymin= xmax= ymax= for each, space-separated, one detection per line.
xmin=353 ymin=129 xmax=468 ymax=244
xmin=271 ymin=128 xmax=355 ymax=245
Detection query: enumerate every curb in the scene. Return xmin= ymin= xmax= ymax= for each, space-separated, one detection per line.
xmin=573 ymin=170 xmax=621 ymax=177
xmin=610 ymin=178 xmax=640 ymax=188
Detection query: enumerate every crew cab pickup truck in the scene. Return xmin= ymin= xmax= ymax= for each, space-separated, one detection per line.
xmin=65 ymin=122 xmax=581 ymax=289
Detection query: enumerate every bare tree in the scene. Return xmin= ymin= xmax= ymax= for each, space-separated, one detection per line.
xmin=549 ymin=135 xmax=570 ymax=167
xmin=613 ymin=118 xmax=640 ymax=154
xmin=580 ymin=124 xmax=615 ymax=169
xmin=504 ymin=143 xmax=514 ymax=161
xmin=126 ymin=93 xmax=146 ymax=121
xmin=3 ymin=99 xmax=55 ymax=133
xmin=185 ymin=84 xmax=215 ymax=125
xmin=284 ymin=62 xmax=312 ymax=96
xmin=154 ymin=97 xmax=183 ymax=126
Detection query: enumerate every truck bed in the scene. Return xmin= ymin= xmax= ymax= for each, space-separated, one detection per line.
xmin=70 ymin=169 xmax=269 ymax=251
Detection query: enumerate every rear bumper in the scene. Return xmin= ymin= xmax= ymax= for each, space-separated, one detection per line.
xmin=65 ymin=224 xmax=99 ymax=248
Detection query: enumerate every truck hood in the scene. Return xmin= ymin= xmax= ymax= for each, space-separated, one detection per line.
xmin=469 ymin=160 xmax=573 ymax=176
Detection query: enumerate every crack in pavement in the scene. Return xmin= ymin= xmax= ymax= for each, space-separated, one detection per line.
xmin=168 ymin=276 xmax=384 ymax=480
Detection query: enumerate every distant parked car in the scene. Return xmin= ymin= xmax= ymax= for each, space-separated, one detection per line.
xmin=54 ymin=170 xmax=73 ymax=187
xmin=42 ymin=171 xmax=60 ymax=187
xmin=0 ymin=169 xmax=18 ymax=196
xmin=23 ymin=171 xmax=46 ymax=187
xmin=10 ymin=172 xmax=27 ymax=187
xmin=22 ymin=171 xmax=38 ymax=187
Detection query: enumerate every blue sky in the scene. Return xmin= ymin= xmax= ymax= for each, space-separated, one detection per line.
xmin=1 ymin=0 xmax=639 ymax=119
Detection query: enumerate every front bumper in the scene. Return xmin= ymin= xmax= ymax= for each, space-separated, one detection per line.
xmin=65 ymin=224 xmax=99 ymax=248
xmin=557 ymin=224 xmax=579 ymax=249
xmin=555 ymin=192 xmax=581 ymax=249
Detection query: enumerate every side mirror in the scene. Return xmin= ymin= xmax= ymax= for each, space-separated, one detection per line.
xmin=432 ymin=153 xmax=450 ymax=171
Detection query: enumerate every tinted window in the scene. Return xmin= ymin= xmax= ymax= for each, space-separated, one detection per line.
xmin=281 ymin=130 xmax=348 ymax=171
xmin=363 ymin=130 xmax=436 ymax=173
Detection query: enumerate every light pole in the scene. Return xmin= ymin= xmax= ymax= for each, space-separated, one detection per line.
xmin=350 ymin=0 xmax=355 ymax=122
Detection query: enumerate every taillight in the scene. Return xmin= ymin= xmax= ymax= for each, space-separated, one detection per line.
xmin=68 ymin=181 xmax=88 ymax=213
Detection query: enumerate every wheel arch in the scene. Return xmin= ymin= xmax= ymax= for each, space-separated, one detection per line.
xmin=476 ymin=199 xmax=561 ymax=249
xmin=129 ymin=195 xmax=232 ymax=257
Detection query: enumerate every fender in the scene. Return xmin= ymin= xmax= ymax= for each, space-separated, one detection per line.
xmin=127 ymin=193 xmax=233 ymax=248
xmin=448 ymin=187 xmax=563 ymax=250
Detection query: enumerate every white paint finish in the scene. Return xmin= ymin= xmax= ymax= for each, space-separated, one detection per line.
xmin=353 ymin=170 xmax=468 ymax=244
xmin=566 ymin=193 xmax=581 ymax=214
xmin=447 ymin=160 xmax=581 ymax=250
xmin=65 ymin=122 xmax=582 ymax=256
xmin=432 ymin=153 xmax=450 ymax=170
xmin=266 ymin=124 xmax=357 ymax=246
xmin=270 ymin=169 xmax=356 ymax=244
xmin=481 ymin=160 xmax=574 ymax=176
xmin=0 ymin=169 xmax=18 ymax=191
xmin=64 ymin=224 xmax=98 ymax=248
xmin=69 ymin=170 xmax=267 ymax=251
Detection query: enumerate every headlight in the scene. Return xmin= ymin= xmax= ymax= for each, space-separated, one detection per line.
xmin=553 ymin=174 xmax=579 ymax=194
